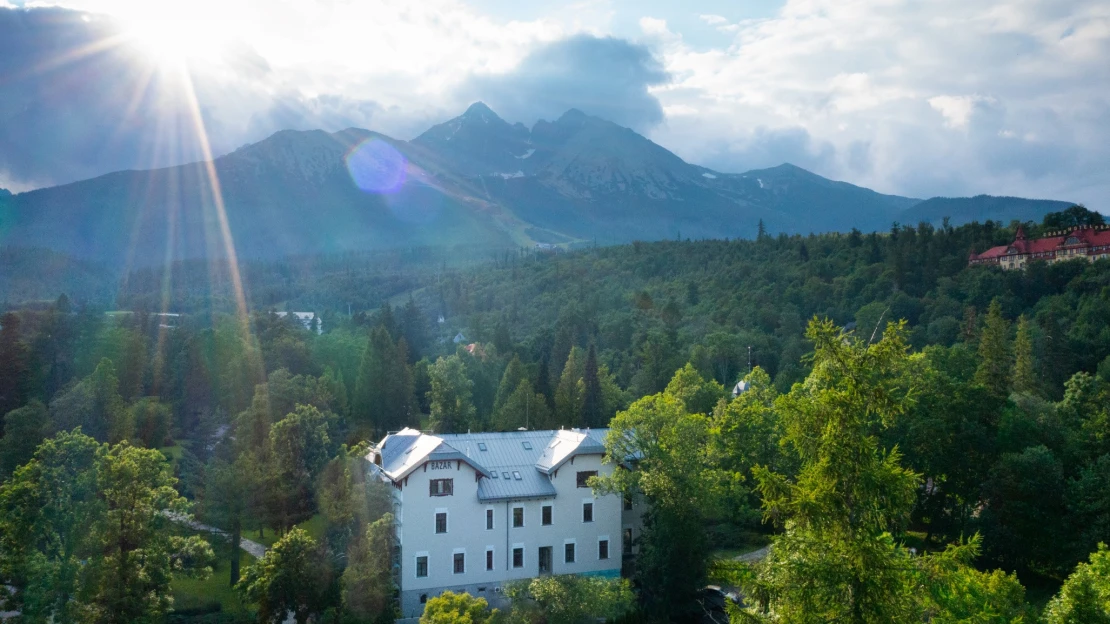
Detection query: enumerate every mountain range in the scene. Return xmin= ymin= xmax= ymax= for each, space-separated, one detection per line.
xmin=0 ymin=102 xmax=1072 ymax=272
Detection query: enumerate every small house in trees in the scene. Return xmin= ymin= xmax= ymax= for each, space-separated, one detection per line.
xmin=365 ymin=427 xmax=644 ymax=618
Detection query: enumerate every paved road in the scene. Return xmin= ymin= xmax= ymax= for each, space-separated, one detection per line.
xmin=164 ymin=512 xmax=269 ymax=559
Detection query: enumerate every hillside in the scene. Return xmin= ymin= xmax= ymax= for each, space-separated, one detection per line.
xmin=0 ymin=103 xmax=1075 ymax=275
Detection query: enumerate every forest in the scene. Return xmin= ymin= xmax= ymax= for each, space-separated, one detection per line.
xmin=2 ymin=206 xmax=1110 ymax=623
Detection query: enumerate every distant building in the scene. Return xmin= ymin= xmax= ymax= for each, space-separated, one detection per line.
xmin=365 ymin=428 xmax=644 ymax=618
xmin=969 ymin=225 xmax=1110 ymax=270
xmin=276 ymin=311 xmax=322 ymax=334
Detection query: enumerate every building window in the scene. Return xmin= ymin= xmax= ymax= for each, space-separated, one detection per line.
xmin=513 ymin=506 xmax=524 ymax=528
xmin=486 ymin=508 xmax=494 ymax=530
xmin=542 ymin=505 xmax=553 ymax=525
xmin=420 ymin=593 xmax=428 ymax=604
xmin=478 ymin=442 xmax=488 ymax=451
xmin=416 ymin=556 xmax=428 ymax=578
xmin=583 ymin=502 xmax=593 ymax=523
xmin=435 ymin=512 xmax=447 ymax=534
xmin=623 ymin=528 xmax=633 ymax=555
xmin=522 ymin=441 xmax=533 ymax=450
xmin=623 ymin=494 xmax=633 ymax=511
xmin=454 ymin=552 xmax=465 ymax=574
xmin=430 ymin=478 xmax=454 ymax=496
xmin=486 ymin=549 xmax=494 ymax=571
xmin=513 ymin=547 xmax=524 ymax=568
xmin=599 ymin=539 xmax=609 ymax=560
xmin=576 ymin=470 xmax=598 ymax=488
xmin=512 ymin=471 xmax=522 ymax=480
xmin=565 ymin=543 xmax=576 ymax=564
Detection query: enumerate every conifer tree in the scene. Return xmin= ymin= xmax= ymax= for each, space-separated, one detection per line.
xmin=377 ymin=302 xmax=398 ymax=339
xmin=427 ymin=355 xmax=476 ymax=433
xmin=975 ymin=299 xmax=1012 ymax=396
xmin=353 ymin=327 xmax=412 ymax=432
xmin=0 ymin=312 xmax=29 ymax=419
xmin=492 ymin=379 xmax=551 ymax=431
xmin=555 ymin=347 xmax=585 ymax=427
xmin=494 ymin=355 xmax=526 ymax=414
xmin=401 ymin=296 xmax=428 ymax=362
xmin=1012 ymin=315 xmax=1037 ymax=395
xmin=582 ymin=345 xmax=603 ymax=427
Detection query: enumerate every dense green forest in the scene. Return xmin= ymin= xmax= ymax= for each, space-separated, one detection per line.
xmin=2 ymin=207 xmax=1110 ymax=622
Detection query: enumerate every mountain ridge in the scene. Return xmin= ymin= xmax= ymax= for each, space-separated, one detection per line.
xmin=0 ymin=103 xmax=1074 ymax=273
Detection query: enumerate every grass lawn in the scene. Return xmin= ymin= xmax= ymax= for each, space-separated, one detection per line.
xmin=251 ymin=513 xmax=327 ymax=548
xmin=172 ymin=544 xmax=256 ymax=615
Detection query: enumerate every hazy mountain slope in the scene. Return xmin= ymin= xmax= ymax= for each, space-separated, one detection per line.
xmin=0 ymin=102 xmax=1076 ymax=278
xmin=0 ymin=128 xmax=517 ymax=269
xmin=898 ymin=195 xmax=1073 ymax=227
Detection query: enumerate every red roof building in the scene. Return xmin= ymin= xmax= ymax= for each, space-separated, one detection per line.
xmin=969 ymin=225 xmax=1110 ymax=270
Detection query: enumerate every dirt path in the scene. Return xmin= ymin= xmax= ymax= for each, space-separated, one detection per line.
xmin=164 ymin=512 xmax=269 ymax=559
xmin=734 ymin=545 xmax=771 ymax=563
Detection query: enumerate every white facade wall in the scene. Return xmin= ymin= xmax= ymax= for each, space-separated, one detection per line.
xmin=393 ymin=453 xmax=623 ymax=618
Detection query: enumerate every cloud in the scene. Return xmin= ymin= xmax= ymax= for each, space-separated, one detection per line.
xmin=644 ymin=0 xmax=1110 ymax=205
xmin=463 ymin=34 xmax=670 ymax=131
xmin=698 ymin=14 xmax=728 ymax=26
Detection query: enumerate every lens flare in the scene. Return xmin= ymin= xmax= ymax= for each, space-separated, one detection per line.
xmin=345 ymin=138 xmax=407 ymax=194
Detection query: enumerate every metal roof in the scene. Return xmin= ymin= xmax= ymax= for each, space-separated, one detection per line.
xmin=370 ymin=428 xmax=609 ymax=502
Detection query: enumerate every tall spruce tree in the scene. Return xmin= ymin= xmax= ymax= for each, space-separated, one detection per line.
xmin=427 ymin=355 xmax=476 ymax=433
xmin=494 ymin=355 xmax=527 ymax=414
xmin=582 ymin=345 xmax=603 ymax=428
xmin=1012 ymin=314 xmax=1037 ymax=395
xmin=0 ymin=312 xmax=30 ymax=420
xmin=555 ymin=347 xmax=585 ymax=427
xmin=975 ymin=299 xmax=1012 ymax=396
xmin=401 ymin=296 xmax=428 ymax=362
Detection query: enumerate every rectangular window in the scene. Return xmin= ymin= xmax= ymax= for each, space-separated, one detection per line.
xmin=486 ymin=509 xmax=494 ymax=530
xmin=416 ymin=556 xmax=428 ymax=577
xmin=429 ymin=478 xmax=454 ymax=496
xmin=486 ymin=549 xmax=494 ymax=571
xmin=576 ymin=470 xmax=598 ymax=488
xmin=599 ymin=539 xmax=609 ymax=560
xmin=623 ymin=528 xmax=633 ymax=555
xmin=435 ymin=512 xmax=447 ymax=534
xmin=542 ymin=505 xmax=552 ymax=525
xmin=582 ymin=502 xmax=593 ymax=523
xmin=513 ymin=506 xmax=524 ymax=528
xmin=565 ymin=543 xmax=576 ymax=564
xmin=454 ymin=552 xmax=465 ymax=574
xmin=513 ymin=547 xmax=524 ymax=568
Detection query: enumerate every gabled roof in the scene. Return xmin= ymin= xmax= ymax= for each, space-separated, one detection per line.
xmin=535 ymin=429 xmax=607 ymax=475
xmin=371 ymin=428 xmax=490 ymax=481
xmin=370 ymin=427 xmax=609 ymax=502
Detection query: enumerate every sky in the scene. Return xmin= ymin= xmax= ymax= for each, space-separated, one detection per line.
xmin=1 ymin=0 xmax=1107 ymax=209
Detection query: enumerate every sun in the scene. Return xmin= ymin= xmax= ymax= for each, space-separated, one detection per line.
xmin=122 ymin=14 xmax=235 ymax=67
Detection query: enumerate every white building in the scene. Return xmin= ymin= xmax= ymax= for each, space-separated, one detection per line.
xmin=365 ymin=427 xmax=642 ymax=618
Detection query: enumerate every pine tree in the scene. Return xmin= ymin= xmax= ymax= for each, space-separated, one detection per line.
xmin=0 ymin=312 xmax=29 ymax=420
xmin=555 ymin=347 xmax=585 ymax=427
xmin=354 ymin=327 xmax=414 ymax=433
xmin=492 ymin=379 xmax=551 ymax=431
xmin=535 ymin=357 xmax=553 ymax=408
xmin=975 ymin=299 xmax=1012 ymax=396
xmin=401 ymin=296 xmax=428 ymax=362
xmin=377 ymin=302 xmax=397 ymax=339
xmin=1012 ymin=315 xmax=1037 ymax=395
xmin=427 ymin=355 xmax=476 ymax=434
xmin=582 ymin=345 xmax=603 ymax=427
xmin=494 ymin=355 xmax=526 ymax=414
